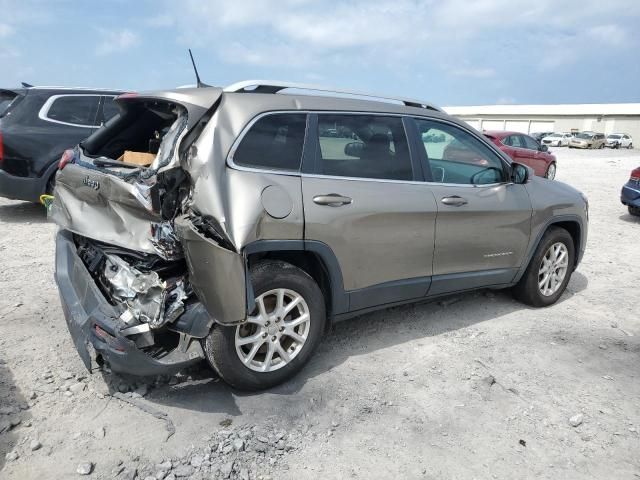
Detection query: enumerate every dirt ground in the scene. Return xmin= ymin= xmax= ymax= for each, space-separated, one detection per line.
xmin=1 ymin=147 xmax=639 ymax=479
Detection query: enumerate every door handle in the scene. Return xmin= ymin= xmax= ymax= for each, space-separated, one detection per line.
xmin=441 ymin=195 xmax=468 ymax=207
xmin=313 ymin=194 xmax=353 ymax=207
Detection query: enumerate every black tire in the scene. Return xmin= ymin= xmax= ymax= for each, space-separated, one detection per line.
xmin=629 ymin=206 xmax=640 ymax=217
xmin=544 ymin=162 xmax=556 ymax=180
xmin=512 ymin=226 xmax=575 ymax=307
xmin=628 ymin=143 xmax=633 ymax=150
xmin=203 ymin=260 xmax=326 ymax=391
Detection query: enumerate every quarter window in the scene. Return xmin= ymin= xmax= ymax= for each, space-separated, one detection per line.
xmin=44 ymin=95 xmax=100 ymax=126
xmin=233 ymin=113 xmax=307 ymax=171
xmin=102 ymin=96 xmax=120 ymax=123
xmin=316 ymin=114 xmax=412 ymax=181
xmin=415 ymin=118 xmax=504 ymax=185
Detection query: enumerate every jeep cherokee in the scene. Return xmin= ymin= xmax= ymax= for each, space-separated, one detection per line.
xmin=49 ymin=81 xmax=589 ymax=390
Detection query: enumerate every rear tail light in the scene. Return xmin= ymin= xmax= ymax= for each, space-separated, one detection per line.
xmin=631 ymin=167 xmax=640 ymax=182
xmin=58 ymin=149 xmax=74 ymax=170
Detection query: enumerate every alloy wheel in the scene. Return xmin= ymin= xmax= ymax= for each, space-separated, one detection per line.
xmin=538 ymin=242 xmax=569 ymax=296
xmin=235 ymin=288 xmax=311 ymax=372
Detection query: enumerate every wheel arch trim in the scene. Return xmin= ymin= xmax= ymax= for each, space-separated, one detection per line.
xmin=243 ymin=239 xmax=349 ymax=316
xmin=513 ymin=214 xmax=585 ymax=284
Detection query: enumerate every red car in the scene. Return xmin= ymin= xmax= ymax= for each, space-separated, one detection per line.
xmin=484 ymin=131 xmax=557 ymax=180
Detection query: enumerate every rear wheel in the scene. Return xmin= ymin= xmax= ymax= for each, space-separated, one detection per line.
xmin=203 ymin=260 xmax=326 ymax=390
xmin=545 ymin=162 xmax=556 ymax=180
xmin=513 ymin=226 xmax=575 ymax=307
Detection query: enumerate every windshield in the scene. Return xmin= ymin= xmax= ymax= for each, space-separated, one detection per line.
xmin=608 ymin=134 xmax=621 ymax=139
xmin=549 ymin=134 xmax=561 ymax=138
xmin=576 ymin=133 xmax=593 ymax=139
xmin=0 ymin=92 xmax=19 ymax=117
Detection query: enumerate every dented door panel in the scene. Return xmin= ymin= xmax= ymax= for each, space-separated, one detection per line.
xmin=175 ymin=216 xmax=247 ymax=325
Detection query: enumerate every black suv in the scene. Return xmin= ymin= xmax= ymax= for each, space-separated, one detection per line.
xmin=0 ymin=86 xmax=122 ymax=202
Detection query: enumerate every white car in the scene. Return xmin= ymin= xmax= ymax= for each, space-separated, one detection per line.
xmin=541 ymin=132 xmax=572 ymax=147
xmin=606 ymin=133 xmax=633 ymax=149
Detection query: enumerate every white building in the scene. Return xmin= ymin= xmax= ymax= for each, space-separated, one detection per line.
xmin=443 ymin=103 xmax=640 ymax=139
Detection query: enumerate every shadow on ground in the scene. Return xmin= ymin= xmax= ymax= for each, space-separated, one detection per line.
xmin=0 ymin=357 xmax=31 ymax=472
xmin=0 ymin=201 xmax=47 ymax=225
xmin=619 ymin=212 xmax=640 ymax=224
xmin=141 ymin=271 xmax=588 ymax=412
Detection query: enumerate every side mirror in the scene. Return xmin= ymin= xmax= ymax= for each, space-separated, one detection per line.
xmin=511 ymin=162 xmax=529 ymax=184
xmin=540 ymin=144 xmax=549 ymax=152
xmin=344 ymin=141 xmax=364 ymax=158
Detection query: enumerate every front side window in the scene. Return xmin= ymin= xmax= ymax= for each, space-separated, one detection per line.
xmin=316 ymin=114 xmax=412 ymax=181
xmin=233 ymin=113 xmax=307 ymax=171
xmin=522 ymin=135 xmax=540 ymax=150
xmin=44 ymin=95 xmax=100 ymax=126
xmin=416 ymin=118 xmax=504 ymax=185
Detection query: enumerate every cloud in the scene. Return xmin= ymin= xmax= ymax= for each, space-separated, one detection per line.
xmin=146 ymin=13 xmax=174 ymax=27
xmin=95 ymin=29 xmax=140 ymax=56
xmin=161 ymin=0 xmax=640 ymax=72
xmin=449 ymin=67 xmax=496 ymax=78
xmin=0 ymin=23 xmax=14 ymax=37
xmin=588 ymin=24 xmax=628 ymax=46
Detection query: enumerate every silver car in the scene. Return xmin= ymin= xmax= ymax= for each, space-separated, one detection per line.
xmin=569 ymin=132 xmax=606 ymax=149
xmin=50 ymin=81 xmax=589 ymax=390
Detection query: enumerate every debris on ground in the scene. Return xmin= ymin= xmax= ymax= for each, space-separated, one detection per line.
xmin=569 ymin=414 xmax=584 ymax=427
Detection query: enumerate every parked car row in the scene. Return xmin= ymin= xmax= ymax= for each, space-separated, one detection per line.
xmin=533 ymin=130 xmax=634 ymax=150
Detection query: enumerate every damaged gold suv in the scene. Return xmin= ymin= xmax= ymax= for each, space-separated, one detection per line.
xmin=51 ymin=81 xmax=588 ymax=390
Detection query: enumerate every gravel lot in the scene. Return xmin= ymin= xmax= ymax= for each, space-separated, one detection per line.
xmin=1 ymin=147 xmax=639 ymax=479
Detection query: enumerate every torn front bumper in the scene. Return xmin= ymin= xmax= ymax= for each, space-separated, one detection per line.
xmin=55 ymin=230 xmax=204 ymax=376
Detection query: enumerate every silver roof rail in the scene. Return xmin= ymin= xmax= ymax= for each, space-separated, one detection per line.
xmin=223 ymin=80 xmax=442 ymax=112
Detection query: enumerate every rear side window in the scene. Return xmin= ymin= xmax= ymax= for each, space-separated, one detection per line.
xmin=503 ymin=135 xmax=525 ymax=148
xmin=233 ymin=113 xmax=307 ymax=171
xmin=316 ymin=114 xmax=412 ymax=181
xmin=0 ymin=92 xmax=20 ymax=117
xmin=42 ymin=95 xmax=100 ymax=127
xmin=522 ymin=135 xmax=539 ymax=150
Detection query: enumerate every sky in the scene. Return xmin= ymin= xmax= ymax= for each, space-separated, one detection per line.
xmin=1 ymin=0 xmax=639 ymax=106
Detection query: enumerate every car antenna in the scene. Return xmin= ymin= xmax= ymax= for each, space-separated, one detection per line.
xmin=188 ymin=49 xmax=209 ymax=88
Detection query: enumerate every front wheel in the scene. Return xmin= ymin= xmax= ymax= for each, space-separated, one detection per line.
xmin=203 ymin=260 xmax=326 ymax=390
xmin=512 ymin=226 xmax=575 ymax=307
xmin=629 ymin=206 xmax=640 ymax=217
xmin=628 ymin=143 xmax=633 ymax=149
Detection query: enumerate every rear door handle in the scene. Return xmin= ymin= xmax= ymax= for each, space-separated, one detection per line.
xmin=441 ymin=195 xmax=468 ymax=207
xmin=313 ymin=194 xmax=353 ymax=207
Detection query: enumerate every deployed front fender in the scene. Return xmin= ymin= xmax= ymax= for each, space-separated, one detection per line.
xmin=175 ymin=215 xmax=248 ymax=325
